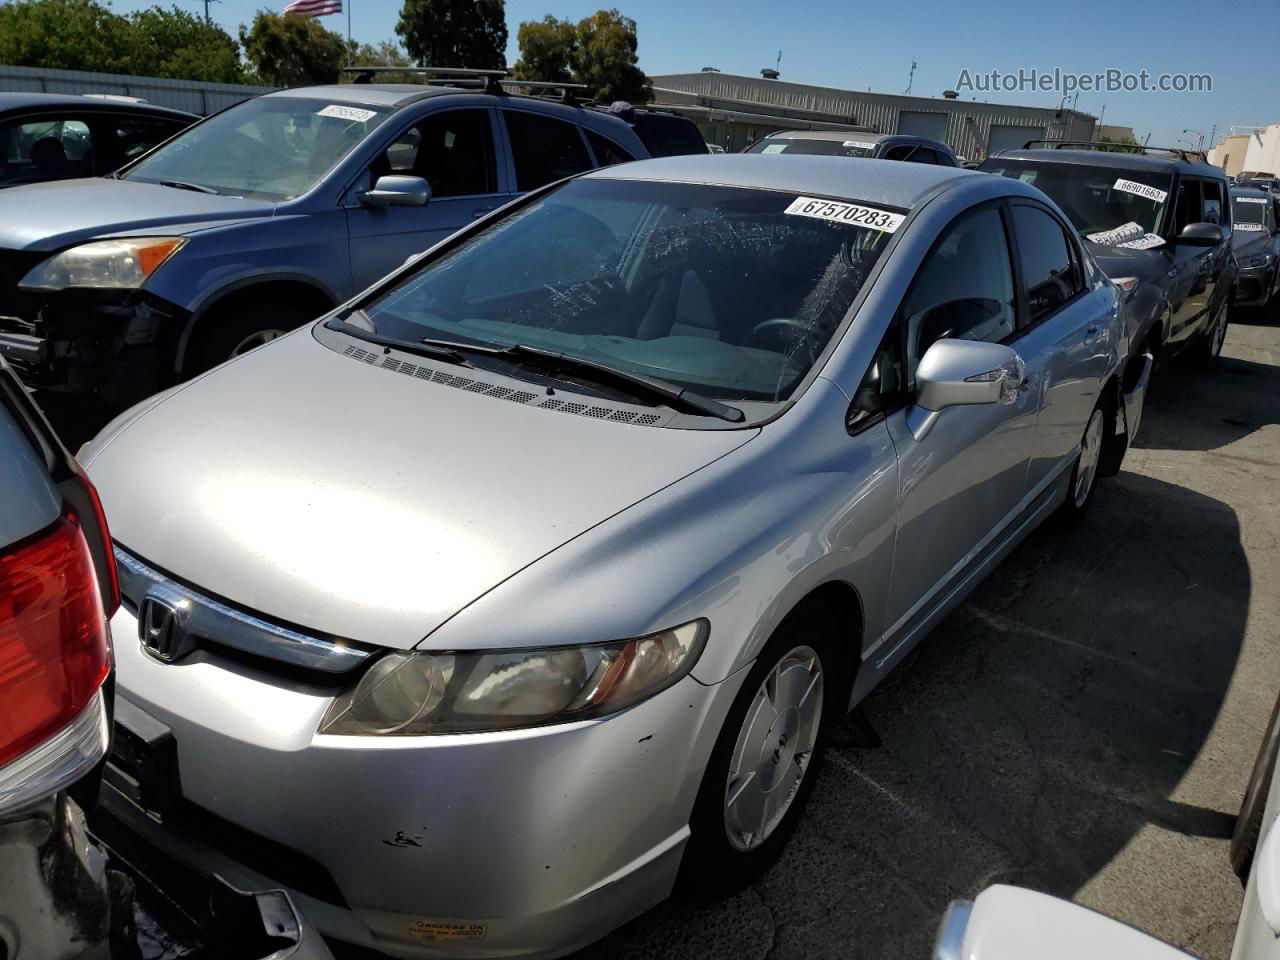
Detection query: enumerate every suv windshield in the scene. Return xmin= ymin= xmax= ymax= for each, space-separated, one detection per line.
xmin=1233 ymin=193 xmax=1274 ymax=231
xmin=748 ymin=138 xmax=877 ymax=159
xmin=358 ymin=178 xmax=896 ymax=402
xmin=124 ymin=97 xmax=392 ymax=201
xmin=982 ymin=158 xmax=1173 ymax=245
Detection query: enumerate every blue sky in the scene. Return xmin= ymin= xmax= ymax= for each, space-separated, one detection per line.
xmin=110 ymin=0 xmax=1274 ymax=148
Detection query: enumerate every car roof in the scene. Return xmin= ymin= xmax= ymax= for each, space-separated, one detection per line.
xmin=991 ymin=147 xmax=1220 ymax=177
xmin=0 ymin=92 xmax=195 ymax=119
xmin=267 ymin=84 xmax=463 ymax=108
xmin=1231 ymin=185 xmax=1272 ymax=198
xmin=766 ymin=129 xmax=887 ymax=143
xmin=583 ymin=154 xmax=977 ymax=209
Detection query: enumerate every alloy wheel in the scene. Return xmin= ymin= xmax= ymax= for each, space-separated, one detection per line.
xmin=1210 ymin=302 xmax=1229 ymax=357
xmin=724 ymin=645 xmax=824 ymax=852
xmin=1073 ymin=408 xmax=1105 ymax=508
xmin=230 ymin=328 xmax=285 ymax=357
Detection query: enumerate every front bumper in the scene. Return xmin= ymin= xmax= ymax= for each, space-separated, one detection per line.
xmin=0 ymin=289 xmax=187 ymax=405
xmin=1234 ymin=264 xmax=1275 ymax=306
xmin=106 ymin=602 xmax=742 ymax=958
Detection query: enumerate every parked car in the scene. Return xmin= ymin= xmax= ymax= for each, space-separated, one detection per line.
xmin=1231 ymin=185 xmax=1280 ymax=307
xmin=81 ymin=154 xmax=1143 ymax=959
xmin=932 ymin=683 xmax=1280 ymax=960
xmin=746 ymin=130 xmax=960 ymax=166
xmin=0 ymin=79 xmax=649 ymax=407
xmin=0 ymin=354 xmax=118 ymax=960
xmin=707 ymin=142 xmax=727 ymax=154
xmin=1239 ymin=176 xmax=1280 ymax=194
xmin=595 ymin=101 xmax=709 ymax=157
xmin=0 ymin=93 xmax=194 ymax=190
xmin=981 ymin=143 xmax=1237 ymax=365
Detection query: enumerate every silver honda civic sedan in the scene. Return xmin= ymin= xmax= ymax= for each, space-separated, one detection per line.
xmin=81 ymin=155 xmax=1150 ymax=958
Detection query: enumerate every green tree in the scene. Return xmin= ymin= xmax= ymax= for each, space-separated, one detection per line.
xmin=240 ymin=11 xmax=347 ymax=87
xmin=0 ymin=0 xmax=132 ymax=74
xmin=395 ymin=0 xmax=507 ymax=70
xmin=128 ymin=6 xmax=243 ymax=83
xmin=512 ymin=16 xmax=576 ymax=82
xmin=342 ymin=38 xmax=412 ymax=81
xmin=572 ymin=9 xmax=650 ymax=103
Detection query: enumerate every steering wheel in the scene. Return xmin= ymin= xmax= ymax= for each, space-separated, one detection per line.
xmin=741 ymin=318 xmax=826 ymax=367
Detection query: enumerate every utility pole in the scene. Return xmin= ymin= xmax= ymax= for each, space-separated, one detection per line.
xmin=190 ymin=0 xmax=219 ymax=24
xmin=904 ymin=57 xmax=917 ymax=96
xmin=1098 ymin=103 xmax=1106 ymax=126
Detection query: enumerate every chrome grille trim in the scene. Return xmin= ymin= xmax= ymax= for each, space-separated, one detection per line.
xmin=114 ymin=547 xmax=374 ymax=674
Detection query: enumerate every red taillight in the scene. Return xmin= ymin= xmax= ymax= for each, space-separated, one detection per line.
xmin=75 ymin=468 xmax=120 ymax=617
xmin=0 ymin=511 xmax=111 ymax=770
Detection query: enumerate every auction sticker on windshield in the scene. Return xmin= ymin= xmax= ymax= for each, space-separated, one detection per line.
xmin=1237 ymin=223 xmax=1267 ymax=231
xmin=1086 ymin=221 xmax=1165 ymax=249
xmin=317 ymin=104 xmax=378 ymax=123
xmin=1113 ymin=178 xmax=1168 ymax=204
xmin=843 ymin=140 xmax=878 ymax=150
xmin=785 ymin=197 xmax=904 ymax=232
xmin=1237 ymin=196 xmax=1268 ymax=204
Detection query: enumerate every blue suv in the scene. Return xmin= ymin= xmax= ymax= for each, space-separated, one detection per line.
xmin=0 ymin=79 xmax=648 ymax=406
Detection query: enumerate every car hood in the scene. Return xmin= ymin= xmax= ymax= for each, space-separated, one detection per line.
xmin=1231 ymin=228 xmax=1271 ymax=256
xmin=0 ymin=178 xmax=274 ymax=251
xmin=85 ymin=329 xmax=757 ymax=650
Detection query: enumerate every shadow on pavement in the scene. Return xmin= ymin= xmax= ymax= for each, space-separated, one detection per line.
xmin=573 ymin=380 xmax=1249 ymax=959
xmin=1135 ymin=351 xmax=1280 ymax=454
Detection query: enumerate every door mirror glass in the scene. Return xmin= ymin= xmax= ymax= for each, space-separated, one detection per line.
xmin=916 ymin=338 xmax=1025 ymax=411
xmin=363 ymin=174 xmax=431 ymax=207
xmin=1177 ymin=221 xmax=1223 ymax=245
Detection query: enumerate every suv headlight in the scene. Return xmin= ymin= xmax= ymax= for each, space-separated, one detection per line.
xmin=20 ymin=238 xmax=186 ymax=291
xmin=318 ymin=621 xmax=708 ymax=736
xmin=1245 ymin=253 xmax=1276 ymax=268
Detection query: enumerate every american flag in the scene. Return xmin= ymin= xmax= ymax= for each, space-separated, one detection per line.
xmin=283 ymin=0 xmax=342 ymax=16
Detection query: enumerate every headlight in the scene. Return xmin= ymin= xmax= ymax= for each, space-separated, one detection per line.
xmin=318 ymin=620 xmax=708 ymax=736
xmin=1245 ymin=253 xmax=1275 ymax=268
xmin=20 ymin=238 xmax=186 ymax=291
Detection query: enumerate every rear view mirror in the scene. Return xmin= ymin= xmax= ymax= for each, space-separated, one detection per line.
xmin=910 ymin=338 xmax=1025 ymax=440
xmin=362 ymin=175 xmax=431 ymax=208
xmin=1178 ymin=221 xmax=1223 ymax=245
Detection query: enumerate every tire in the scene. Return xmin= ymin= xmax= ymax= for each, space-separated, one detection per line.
xmin=1058 ymin=397 xmax=1111 ymax=522
xmin=1189 ymin=298 xmax=1230 ymax=366
xmin=190 ymin=303 xmax=309 ymax=375
xmin=1231 ymin=692 xmax=1280 ymax=881
xmin=679 ymin=604 xmax=846 ymax=894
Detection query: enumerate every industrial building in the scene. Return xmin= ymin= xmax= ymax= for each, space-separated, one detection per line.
xmin=651 ymin=70 xmax=1097 ymax=159
xmin=1208 ymin=127 xmax=1280 ymax=178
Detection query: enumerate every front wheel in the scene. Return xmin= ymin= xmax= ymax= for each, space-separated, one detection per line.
xmin=190 ymin=303 xmax=309 ymax=375
xmin=680 ymin=607 xmax=843 ymax=892
xmin=1058 ymin=400 xmax=1110 ymax=521
xmin=1190 ymin=299 xmax=1229 ymax=365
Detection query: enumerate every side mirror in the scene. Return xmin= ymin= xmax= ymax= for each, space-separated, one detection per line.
xmin=910 ymin=338 xmax=1025 ymax=441
xmin=362 ymin=174 xmax=430 ymax=208
xmin=1177 ymin=221 xmax=1223 ymax=246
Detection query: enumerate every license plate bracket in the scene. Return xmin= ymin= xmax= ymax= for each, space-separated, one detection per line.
xmin=105 ymin=696 xmax=182 ymax=822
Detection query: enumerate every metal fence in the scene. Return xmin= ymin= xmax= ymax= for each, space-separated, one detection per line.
xmin=0 ymin=64 xmax=275 ymax=116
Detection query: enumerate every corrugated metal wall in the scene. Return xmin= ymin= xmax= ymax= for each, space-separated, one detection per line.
xmin=653 ymin=73 xmax=1097 ymax=160
xmin=0 ymin=64 xmax=274 ymax=116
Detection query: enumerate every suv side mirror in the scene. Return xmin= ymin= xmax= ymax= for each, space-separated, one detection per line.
xmin=910 ymin=338 xmax=1025 ymax=440
xmin=1177 ymin=221 xmax=1223 ymax=246
xmin=362 ymin=175 xmax=431 ymax=208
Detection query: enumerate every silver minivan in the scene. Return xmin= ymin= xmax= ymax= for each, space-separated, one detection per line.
xmin=82 ymin=155 xmax=1148 ymax=958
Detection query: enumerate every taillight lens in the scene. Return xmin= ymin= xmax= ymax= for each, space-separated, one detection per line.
xmin=0 ymin=511 xmax=111 ymax=770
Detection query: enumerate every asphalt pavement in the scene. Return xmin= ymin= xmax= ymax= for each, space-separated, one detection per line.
xmin=570 ymin=309 xmax=1280 ymax=960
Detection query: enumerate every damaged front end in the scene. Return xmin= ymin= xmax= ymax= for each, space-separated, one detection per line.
xmin=0 ymin=285 xmax=187 ymax=408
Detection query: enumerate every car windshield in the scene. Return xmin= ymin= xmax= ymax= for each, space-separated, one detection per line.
xmin=982 ymin=158 xmax=1173 ymax=243
xmin=1232 ymin=194 xmax=1274 ymax=230
xmin=359 ymin=178 xmax=897 ymax=403
xmin=748 ymin=138 xmax=878 ymax=159
xmin=124 ymin=97 xmax=393 ymax=201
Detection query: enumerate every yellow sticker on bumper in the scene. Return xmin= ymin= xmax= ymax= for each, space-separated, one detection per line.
xmin=407 ymin=920 xmax=487 ymax=943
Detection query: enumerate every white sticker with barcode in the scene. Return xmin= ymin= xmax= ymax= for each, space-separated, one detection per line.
xmin=842 ymin=140 xmax=878 ymax=150
xmin=317 ymin=104 xmax=378 ymax=123
xmin=1236 ymin=196 xmax=1268 ymax=204
xmin=1236 ymin=222 xmax=1267 ymax=231
xmin=784 ymin=196 xmax=904 ymax=232
xmin=1116 ymin=233 xmax=1166 ymax=249
xmin=1113 ymin=178 xmax=1168 ymax=203
xmin=1086 ymin=221 xmax=1165 ymax=249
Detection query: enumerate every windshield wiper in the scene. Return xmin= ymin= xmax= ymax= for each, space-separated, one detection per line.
xmin=415 ymin=338 xmax=746 ymax=423
xmin=157 ymin=179 xmax=219 ymax=195
xmin=330 ymin=317 xmax=471 ymax=367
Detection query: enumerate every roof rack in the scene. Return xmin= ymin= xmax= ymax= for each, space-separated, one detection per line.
xmin=1020 ymin=139 xmax=1208 ymax=163
xmin=499 ymin=79 xmax=590 ymax=104
xmin=342 ymin=66 xmax=508 ymax=92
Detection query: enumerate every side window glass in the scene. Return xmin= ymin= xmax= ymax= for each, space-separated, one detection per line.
xmin=1175 ymin=180 xmax=1203 ymax=233
xmin=883 ymin=144 xmax=914 ymax=162
xmin=375 ymin=110 xmax=496 ymax=198
xmin=504 ymin=111 xmax=592 ymax=192
xmin=849 ymin=320 xmax=906 ymax=431
xmin=111 ymin=116 xmax=184 ymax=166
xmin=1012 ymin=205 xmax=1081 ymax=324
xmin=901 ymin=205 xmax=1016 ymax=385
xmin=583 ymin=129 xmax=637 ymax=167
xmin=909 ymin=148 xmax=937 ymax=165
xmin=1201 ymin=180 xmax=1225 ymax=226
xmin=1 ymin=117 xmax=92 ymax=185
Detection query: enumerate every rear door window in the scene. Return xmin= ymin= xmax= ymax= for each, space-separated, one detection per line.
xmin=583 ymin=129 xmax=637 ymax=167
xmin=0 ymin=116 xmax=93 ymax=185
xmin=503 ymin=110 xmax=592 ymax=192
xmin=104 ymin=114 xmax=187 ymax=169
